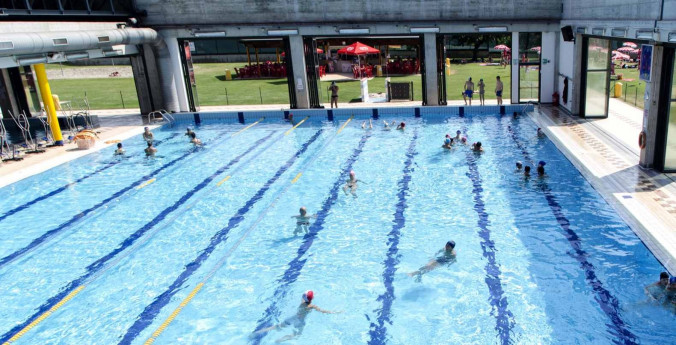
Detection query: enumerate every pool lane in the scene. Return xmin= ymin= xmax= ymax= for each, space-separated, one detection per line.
xmin=367 ymin=129 xmax=418 ymax=345
xmin=0 ymin=131 xmax=181 ymax=220
xmin=0 ymin=129 xmax=233 ymax=269
xmin=0 ymin=130 xmax=278 ymax=344
xmin=505 ymin=120 xmax=639 ymax=344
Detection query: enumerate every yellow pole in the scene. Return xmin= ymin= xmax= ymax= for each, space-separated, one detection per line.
xmin=34 ymin=63 xmax=64 ymax=145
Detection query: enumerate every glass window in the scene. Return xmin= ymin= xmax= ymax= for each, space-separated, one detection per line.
xmin=588 ymin=38 xmax=609 ymax=70
xmin=585 ymin=71 xmax=609 ymax=116
xmin=664 ymin=102 xmax=676 ymax=170
xmin=519 ymin=65 xmax=539 ymax=102
xmin=672 ymin=57 xmax=676 ymax=100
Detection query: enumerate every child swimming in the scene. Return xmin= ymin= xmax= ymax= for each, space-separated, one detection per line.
xmin=292 ymin=207 xmax=316 ymax=235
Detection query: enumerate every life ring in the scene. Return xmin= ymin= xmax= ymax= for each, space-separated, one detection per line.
xmin=638 ymin=131 xmax=647 ymax=149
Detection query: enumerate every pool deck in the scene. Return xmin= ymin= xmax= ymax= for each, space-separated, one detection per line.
xmin=0 ymin=114 xmax=154 ymax=189
xmin=531 ymin=104 xmax=676 ymax=275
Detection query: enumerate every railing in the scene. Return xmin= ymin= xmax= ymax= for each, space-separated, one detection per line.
xmin=146 ymin=110 xmax=175 ymax=126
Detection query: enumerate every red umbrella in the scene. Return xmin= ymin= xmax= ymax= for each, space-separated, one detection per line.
xmin=622 ymin=42 xmax=637 ymax=48
xmin=281 ymin=48 xmax=323 ymax=57
xmin=336 ymin=42 xmax=380 ymax=55
xmin=612 ymin=52 xmax=630 ymax=61
xmin=494 ymin=44 xmax=510 ymax=51
xmin=616 ymin=46 xmax=635 ymax=53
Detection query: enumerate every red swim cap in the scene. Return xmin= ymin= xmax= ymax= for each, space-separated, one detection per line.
xmin=303 ymin=290 xmax=314 ymax=303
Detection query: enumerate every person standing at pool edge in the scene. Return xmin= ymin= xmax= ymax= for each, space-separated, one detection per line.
xmin=253 ymin=290 xmax=340 ymax=342
xmin=496 ymin=76 xmax=503 ymax=105
xmin=463 ymin=77 xmax=474 ymax=105
xmin=478 ymin=78 xmax=486 ymax=105
xmin=329 ymin=81 xmax=339 ymax=108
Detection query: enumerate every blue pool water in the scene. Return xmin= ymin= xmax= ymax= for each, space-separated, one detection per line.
xmin=0 ymin=114 xmax=674 ymax=345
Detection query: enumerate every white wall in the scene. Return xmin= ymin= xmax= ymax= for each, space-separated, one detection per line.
xmin=540 ymin=32 xmax=557 ymax=103
xmin=557 ymin=38 xmax=575 ymax=112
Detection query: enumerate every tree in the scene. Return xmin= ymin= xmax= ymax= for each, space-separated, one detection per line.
xmin=449 ymin=34 xmax=511 ymax=62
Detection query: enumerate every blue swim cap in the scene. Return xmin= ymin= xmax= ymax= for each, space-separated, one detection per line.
xmin=446 ymin=240 xmax=455 ymax=249
xmin=538 ymin=160 xmax=546 ymax=167
xmin=445 ymin=138 xmax=451 ymax=144
xmin=670 ymin=277 xmax=676 ymax=284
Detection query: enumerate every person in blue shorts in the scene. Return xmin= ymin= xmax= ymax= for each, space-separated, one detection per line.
xmin=463 ymin=77 xmax=475 ymax=105
xmin=495 ymin=76 xmax=504 ymax=105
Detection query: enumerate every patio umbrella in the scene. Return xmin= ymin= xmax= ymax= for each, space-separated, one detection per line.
xmin=494 ymin=44 xmax=510 ymax=51
xmin=530 ymin=46 xmax=541 ymax=53
xmin=622 ymin=42 xmax=638 ymax=48
xmin=612 ymin=52 xmax=630 ymax=60
xmin=336 ymin=42 xmax=380 ymax=55
xmin=616 ymin=46 xmax=635 ymax=53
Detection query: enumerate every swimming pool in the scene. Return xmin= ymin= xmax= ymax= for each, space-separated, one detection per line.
xmin=0 ymin=112 xmax=673 ymax=345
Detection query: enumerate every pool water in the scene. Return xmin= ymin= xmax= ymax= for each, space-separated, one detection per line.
xmin=0 ymin=114 xmax=674 ymax=345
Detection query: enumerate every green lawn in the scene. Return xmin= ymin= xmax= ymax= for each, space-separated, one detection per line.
xmin=610 ymin=65 xmax=645 ymax=109
xmin=44 ymin=61 xmax=643 ymax=110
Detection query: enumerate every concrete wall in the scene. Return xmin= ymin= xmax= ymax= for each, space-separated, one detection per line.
xmin=562 ymin=0 xmax=662 ymax=21
xmin=136 ymin=0 xmax=562 ymax=25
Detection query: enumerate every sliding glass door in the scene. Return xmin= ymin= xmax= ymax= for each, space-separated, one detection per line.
xmin=582 ymin=37 xmax=611 ymax=118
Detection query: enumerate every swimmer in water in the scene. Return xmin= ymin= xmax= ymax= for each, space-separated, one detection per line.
xmin=471 ymin=141 xmax=484 ymax=152
xmin=253 ymin=290 xmax=340 ymax=342
xmin=144 ymin=141 xmax=157 ymax=156
xmin=143 ymin=127 xmax=154 ymax=143
xmin=408 ymin=241 xmax=457 ymax=280
xmin=537 ymin=127 xmax=546 ymax=138
xmin=515 ymin=161 xmax=523 ymax=171
xmin=454 ymin=130 xmax=462 ymax=141
xmin=396 ymin=122 xmax=405 ymax=130
xmin=114 ymin=143 xmax=125 ymax=155
xmin=361 ymin=119 xmax=373 ymax=129
xmin=442 ymin=137 xmax=453 ymax=149
xmin=189 ymin=132 xmax=202 ymax=146
xmin=645 ymin=272 xmax=670 ymax=301
xmin=185 ymin=127 xmax=194 ymax=137
xmin=460 ymin=137 xmax=468 ymax=145
xmin=537 ymin=160 xmax=546 ymax=177
xmin=524 ymin=165 xmax=531 ymax=178
xmin=292 ymin=207 xmax=316 ymax=235
xmin=342 ymin=170 xmax=364 ymax=196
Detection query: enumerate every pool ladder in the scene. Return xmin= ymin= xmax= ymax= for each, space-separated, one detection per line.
xmin=146 ymin=110 xmax=175 ymax=126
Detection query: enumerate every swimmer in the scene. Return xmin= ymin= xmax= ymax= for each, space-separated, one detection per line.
xmin=408 ymin=241 xmax=457 ymax=280
xmin=515 ymin=161 xmax=523 ymax=171
xmin=361 ymin=119 xmax=373 ymax=130
xmin=524 ymin=165 xmax=531 ymax=177
xmin=396 ymin=122 xmax=405 ymax=130
xmin=471 ymin=141 xmax=484 ymax=152
xmin=189 ymin=132 xmax=202 ymax=146
xmin=537 ymin=127 xmax=546 ymax=138
xmin=645 ymin=272 xmax=670 ymax=301
xmin=342 ymin=170 xmax=365 ymax=196
xmin=512 ymin=111 xmax=518 ymax=119
xmin=292 ymin=207 xmax=316 ymax=235
xmin=253 ymin=290 xmax=340 ymax=342
xmin=665 ymin=277 xmax=676 ymax=305
xmin=383 ymin=120 xmax=393 ymax=130
xmin=537 ymin=161 xmax=546 ymax=177
xmin=185 ymin=127 xmax=194 ymax=137
xmin=144 ymin=141 xmax=157 ymax=156
xmin=460 ymin=137 xmax=467 ymax=145
xmin=442 ymin=137 xmax=453 ymax=149
xmin=114 ymin=143 xmax=125 ymax=155
xmin=454 ymin=130 xmax=462 ymax=141
xmin=143 ymin=127 xmax=154 ymax=143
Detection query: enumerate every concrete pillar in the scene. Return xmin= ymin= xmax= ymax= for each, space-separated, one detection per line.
xmin=288 ymin=35 xmax=310 ymax=109
xmin=640 ymin=45 xmax=664 ymax=168
xmin=165 ymin=35 xmax=189 ymax=112
xmin=142 ymin=44 xmax=164 ymax=112
xmin=0 ymin=69 xmax=21 ymax=118
xmin=130 ymin=54 xmax=154 ymax=115
xmin=540 ymin=32 xmax=557 ymax=103
xmin=511 ymin=32 xmax=520 ymax=104
xmin=423 ymin=33 xmax=439 ymax=106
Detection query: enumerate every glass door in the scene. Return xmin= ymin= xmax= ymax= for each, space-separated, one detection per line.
xmin=518 ymin=32 xmax=541 ymax=103
xmin=663 ymin=50 xmax=676 ymax=170
xmin=582 ymin=37 xmax=611 ymax=118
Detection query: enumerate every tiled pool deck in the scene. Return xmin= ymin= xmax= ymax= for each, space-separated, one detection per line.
xmin=2 ymin=102 xmax=674 ymax=275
